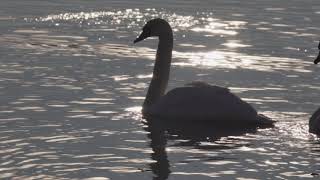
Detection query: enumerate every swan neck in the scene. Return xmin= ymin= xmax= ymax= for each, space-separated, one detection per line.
xmin=143 ymin=34 xmax=173 ymax=109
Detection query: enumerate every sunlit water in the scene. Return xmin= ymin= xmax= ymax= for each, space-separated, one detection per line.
xmin=1 ymin=0 xmax=320 ymax=179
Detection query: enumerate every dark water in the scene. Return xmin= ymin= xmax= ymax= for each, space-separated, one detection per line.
xmin=1 ymin=0 xmax=320 ymax=179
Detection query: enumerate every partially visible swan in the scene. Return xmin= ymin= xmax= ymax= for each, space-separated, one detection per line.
xmin=134 ymin=18 xmax=274 ymax=127
xmin=314 ymin=41 xmax=320 ymax=64
xmin=310 ymin=41 xmax=320 ymax=134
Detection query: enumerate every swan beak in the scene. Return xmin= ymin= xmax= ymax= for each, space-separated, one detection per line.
xmin=134 ymin=31 xmax=149 ymax=44
xmin=314 ymin=52 xmax=320 ymax=64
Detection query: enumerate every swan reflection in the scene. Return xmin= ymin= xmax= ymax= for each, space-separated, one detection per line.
xmin=143 ymin=117 xmax=270 ymax=180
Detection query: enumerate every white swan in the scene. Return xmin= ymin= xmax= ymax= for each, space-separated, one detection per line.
xmin=134 ymin=18 xmax=274 ymax=126
xmin=310 ymin=41 xmax=320 ymax=134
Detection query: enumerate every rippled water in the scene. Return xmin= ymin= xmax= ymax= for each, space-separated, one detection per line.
xmin=1 ymin=0 xmax=320 ymax=179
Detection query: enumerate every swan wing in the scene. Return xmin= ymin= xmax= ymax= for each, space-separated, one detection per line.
xmin=149 ymin=85 xmax=259 ymax=124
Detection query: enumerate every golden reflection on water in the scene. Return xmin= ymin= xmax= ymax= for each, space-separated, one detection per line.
xmin=172 ymin=51 xmax=312 ymax=73
xmin=2 ymin=32 xmax=312 ymax=74
xmin=222 ymin=40 xmax=252 ymax=48
xmin=1 ymin=8 xmax=316 ymax=76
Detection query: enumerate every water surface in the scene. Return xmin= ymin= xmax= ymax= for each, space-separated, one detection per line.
xmin=1 ymin=0 xmax=320 ymax=179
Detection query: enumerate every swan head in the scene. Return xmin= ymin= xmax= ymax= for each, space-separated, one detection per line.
xmin=314 ymin=41 xmax=320 ymax=64
xmin=134 ymin=18 xmax=172 ymax=43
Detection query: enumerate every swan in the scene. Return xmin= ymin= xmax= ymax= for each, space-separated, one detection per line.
xmin=314 ymin=41 xmax=320 ymax=64
xmin=310 ymin=41 xmax=320 ymax=134
xmin=134 ymin=18 xmax=274 ymax=127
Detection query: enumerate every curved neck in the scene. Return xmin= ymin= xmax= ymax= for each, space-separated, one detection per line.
xmin=143 ymin=34 xmax=173 ymax=109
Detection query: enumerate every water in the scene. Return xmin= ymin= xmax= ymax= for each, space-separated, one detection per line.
xmin=0 ymin=0 xmax=320 ymax=179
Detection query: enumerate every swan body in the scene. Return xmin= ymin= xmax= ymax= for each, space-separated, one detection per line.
xmin=147 ymin=84 xmax=256 ymax=122
xmin=134 ymin=18 xmax=274 ymax=126
xmin=310 ymin=108 xmax=320 ymax=135
xmin=313 ymin=41 xmax=320 ymax=64
xmin=310 ymin=41 xmax=320 ymax=134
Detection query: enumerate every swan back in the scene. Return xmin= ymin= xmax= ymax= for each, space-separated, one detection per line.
xmin=146 ymin=85 xmax=258 ymax=123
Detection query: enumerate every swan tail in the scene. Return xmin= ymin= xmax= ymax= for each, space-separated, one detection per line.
xmin=257 ymin=114 xmax=275 ymax=127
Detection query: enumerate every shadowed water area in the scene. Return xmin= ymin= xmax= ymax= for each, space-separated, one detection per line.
xmin=1 ymin=0 xmax=320 ymax=179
